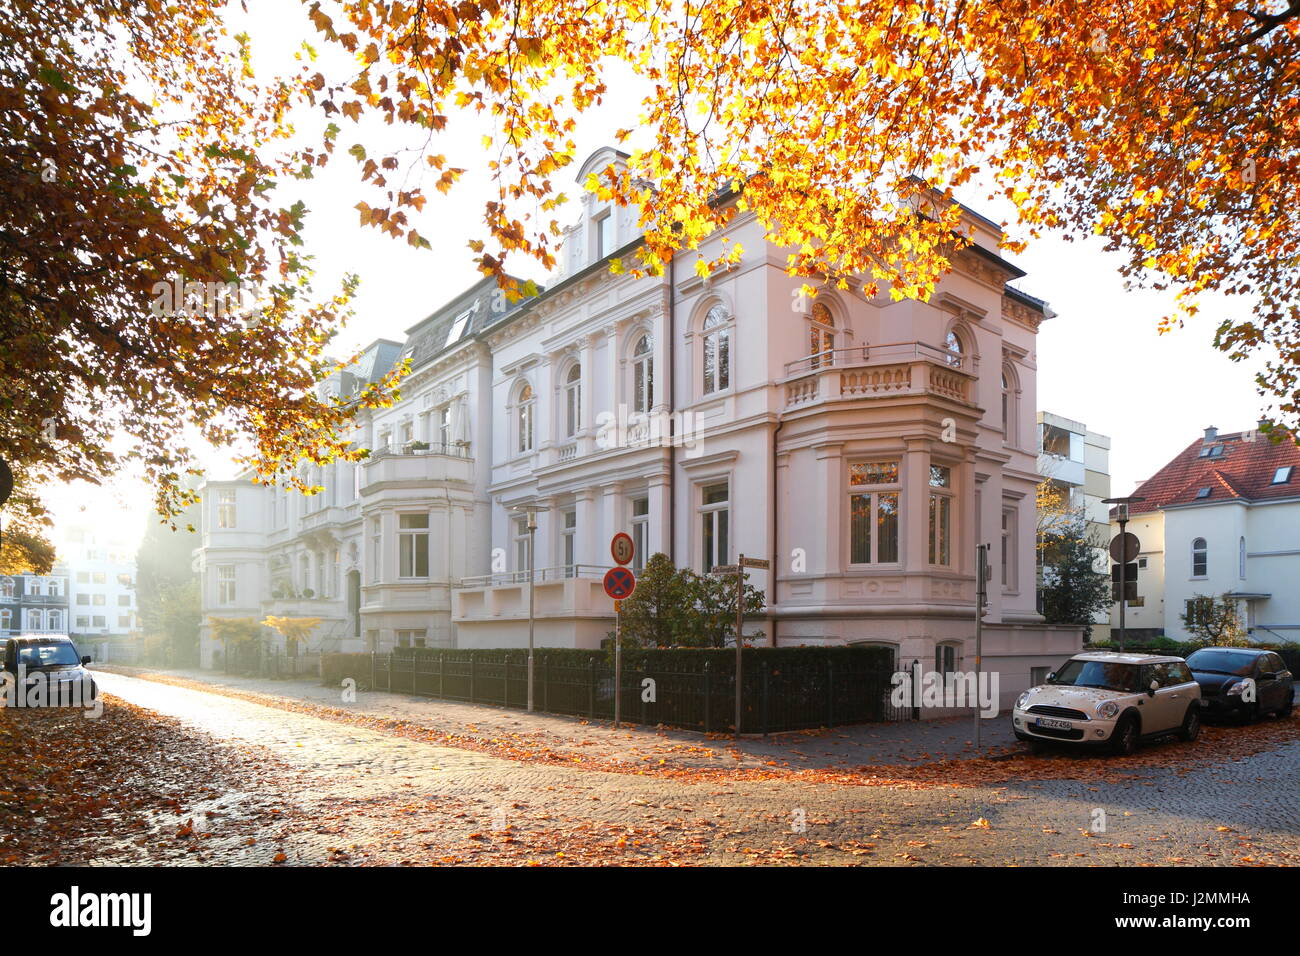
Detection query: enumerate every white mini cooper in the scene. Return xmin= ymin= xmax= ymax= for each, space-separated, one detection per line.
xmin=1012 ymin=652 xmax=1202 ymax=755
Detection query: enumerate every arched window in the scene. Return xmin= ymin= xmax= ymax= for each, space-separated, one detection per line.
xmin=516 ymin=381 xmax=535 ymax=453
xmin=701 ymin=305 xmax=732 ymax=394
xmin=0 ymin=577 xmax=12 ymax=598
xmin=945 ymin=330 xmax=964 ymax=368
xmin=631 ymin=335 xmax=653 ymax=413
xmin=1192 ymin=537 xmax=1208 ymax=577
xmin=1239 ymin=536 xmax=1247 ymax=579
xmin=809 ymin=302 xmax=835 ymax=369
xmin=563 ymin=364 xmax=582 ymax=438
xmin=1001 ymin=364 xmax=1018 ymax=443
xmin=0 ymin=608 xmax=10 ymax=631
xmin=47 ymin=610 xmax=63 ymax=633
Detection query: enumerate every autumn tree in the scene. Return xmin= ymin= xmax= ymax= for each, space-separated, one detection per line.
xmin=300 ymin=0 xmax=1300 ymax=435
xmin=0 ymin=0 xmax=405 ymax=537
xmin=1180 ymin=594 xmax=1250 ymax=646
xmin=613 ymin=553 xmax=693 ymax=648
xmin=687 ymin=570 xmax=767 ymax=649
xmin=262 ymin=616 xmax=323 ymax=653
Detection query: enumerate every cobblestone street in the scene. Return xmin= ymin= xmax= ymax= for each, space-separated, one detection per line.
xmin=36 ymin=669 xmax=1297 ymax=866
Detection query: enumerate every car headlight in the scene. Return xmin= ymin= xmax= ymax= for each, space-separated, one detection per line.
xmin=1016 ymin=691 xmax=1031 ymax=710
xmin=1096 ymin=700 xmax=1120 ymax=720
xmin=1226 ymin=682 xmax=1245 ymax=696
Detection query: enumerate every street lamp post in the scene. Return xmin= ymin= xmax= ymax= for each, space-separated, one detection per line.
xmin=512 ymin=504 xmax=541 ymax=713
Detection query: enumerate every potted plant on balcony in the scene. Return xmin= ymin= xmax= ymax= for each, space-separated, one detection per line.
xmin=301 ymin=588 xmax=315 ymax=599
xmin=408 ymin=439 xmax=430 ymax=452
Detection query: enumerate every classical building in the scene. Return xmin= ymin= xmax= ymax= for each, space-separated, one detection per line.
xmin=0 ymin=570 xmax=70 ymax=638
xmin=1110 ymin=424 xmax=1300 ymax=643
xmin=1037 ymin=411 xmax=1112 ymax=637
xmin=195 ymin=147 xmax=1084 ymax=705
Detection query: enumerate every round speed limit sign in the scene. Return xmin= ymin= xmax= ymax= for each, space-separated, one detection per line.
xmin=610 ymin=532 xmax=634 ymax=566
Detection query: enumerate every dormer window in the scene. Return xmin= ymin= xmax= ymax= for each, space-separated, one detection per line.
xmin=446 ymin=306 xmax=474 ymax=346
xmin=1199 ymin=444 xmax=1224 ymax=458
xmin=1196 ymin=487 xmax=1211 ymax=499
xmin=1272 ymin=466 xmax=1293 ymax=484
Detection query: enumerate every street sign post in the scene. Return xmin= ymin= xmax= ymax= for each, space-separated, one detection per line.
xmin=604 ymin=555 xmax=636 ymax=729
xmin=974 ymin=543 xmax=989 ymax=751
xmin=1103 ymin=497 xmax=1146 ymax=652
xmin=603 ymin=566 xmax=636 ymax=600
xmin=711 ymin=555 xmax=765 ymax=738
xmin=611 ymin=532 xmax=634 ymax=567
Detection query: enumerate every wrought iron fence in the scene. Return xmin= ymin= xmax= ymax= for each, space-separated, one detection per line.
xmin=359 ymin=647 xmax=909 ymax=733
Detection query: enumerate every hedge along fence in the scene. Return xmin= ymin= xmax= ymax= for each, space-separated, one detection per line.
xmin=322 ymin=646 xmax=909 ymax=734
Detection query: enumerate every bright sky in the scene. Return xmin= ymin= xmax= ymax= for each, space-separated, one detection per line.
xmin=39 ymin=0 xmax=1275 ymax=556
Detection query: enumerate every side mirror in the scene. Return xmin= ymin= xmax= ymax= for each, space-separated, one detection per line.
xmin=1046 ymin=672 xmax=1056 ymax=682
xmin=81 ymin=655 xmax=92 ymax=665
xmin=1148 ymin=679 xmax=1159 ymax=696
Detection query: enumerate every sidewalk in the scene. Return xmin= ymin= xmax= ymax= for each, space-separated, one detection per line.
xmin=96 ymin=665 xmax=1019 ymax=771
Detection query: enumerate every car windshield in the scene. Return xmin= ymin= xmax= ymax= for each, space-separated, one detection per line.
xmin=16 ymin=642 xmax=80 ymax=668
xmin=1049 ymin=659 xmax=1141 ymax=693
xmin=1185 ymin=650 xmax=1256 ymax=677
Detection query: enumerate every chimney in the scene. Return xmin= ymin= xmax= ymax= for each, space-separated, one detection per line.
xmin=1203 ymin=426 xmax=1218 ymax=443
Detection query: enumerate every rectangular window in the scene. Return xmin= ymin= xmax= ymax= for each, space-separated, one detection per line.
xmin=514 ymin=516 xmax=531 ymax=577
xmin=399 ymin=514 xmax=430 ymax=578
xmin=369 ymin=518 xmax=382 ymax=584
xmin=848 ymin=462 xmax=900 ymax=565
xmin=595 ymin=211 xmax=614 ymax=259
xmin=928 ymin=464 xmax=953 ymax=567
xmin=929 ymin=494 xmax=951 ymax=566
xmin=631 ymin=496 xmax=650 ymax=572
xmin=217 ymin=566 xmax=236 ymax=605
xmin=1001 ymin=507 xmax=1016 ymax=589
xmin=700 ymin=482 xmax=730 ymax=572
xmin=92 ymin=594 xmax=105 ymax=606
xmin=1185 ymin=597 xmax=1213 ymax=627
xmin=76 ymin=594 xmax=89 ymax=606
xmin=396 ymin=629 xmax=427 ymax=649
xmin=76 ymin=571 xmax=89 ymax=584
xmin=76 ymin=616 xmax=90 ymax=629
xmin=217 ymin=489 xmax=237 ymax=529
xmin=562 ymin=509 xmax=577 ymax=576
xmin=118 ymin=615 xmax=131 ymax=628
xmin=92 ymin=615 xmax=105 ymax=628
xmin=117 ymin=595 xmax=130 ymax=606
xmin=92 ymin=572 xmax=105 ymax=584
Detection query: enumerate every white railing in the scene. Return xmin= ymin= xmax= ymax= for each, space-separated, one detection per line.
xmin=456 ymin=564 xmax=612 ymax=588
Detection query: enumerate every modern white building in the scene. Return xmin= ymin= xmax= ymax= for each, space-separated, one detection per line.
xmin=1037 ymin=411 xmax=1112 ymax=636
xmin=61 ymin=525 xmax=139 ymax=644
xmin=1111 ymin=424 xmax=1300 ymax=642
xmin=195 ymin=147 xmax=1085 ymax=705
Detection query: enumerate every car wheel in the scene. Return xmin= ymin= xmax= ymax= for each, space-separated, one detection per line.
xmin=1243 ymin=702 xmax=1261 ymax=724
xmin=1110 ymin=715 xmax=1139 ymax=756
xmin=1277 ymin=692 xmax=1294 ymax=719
xmin=1178 ymin=705 xmax=1201 ymax=742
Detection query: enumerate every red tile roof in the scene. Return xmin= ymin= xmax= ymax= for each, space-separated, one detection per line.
xmin=1122 ymin=428 xmax=1300 ymax=515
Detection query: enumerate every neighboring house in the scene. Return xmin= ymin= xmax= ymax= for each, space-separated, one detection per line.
xmin=62 ymin=525 xmax=139 ymax=644
xmin=1110 ymin=424 xmax=1300 ymax=642
xmin=194 ymin=146 xmax=1085 ymax=707
xmin=0 ymin=570 xmax=71 ymax=637
xmin=1037 ymin=411 xmax=1112 ymax=637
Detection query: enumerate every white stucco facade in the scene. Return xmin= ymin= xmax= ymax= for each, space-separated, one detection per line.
xmin=195 ymin=147 xmax=1084 ymax=702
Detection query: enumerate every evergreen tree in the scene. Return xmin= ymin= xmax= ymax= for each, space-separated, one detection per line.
xmin=1039 ymin=514 xmax=1111 ymax=639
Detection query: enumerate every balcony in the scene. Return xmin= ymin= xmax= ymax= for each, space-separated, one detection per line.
xmin=782 ymin=342 xmax=976 ymax=410
xmin=361 ymin=442 xmax=473 ymax=492
xmin=452 ymin=564 xmax=618 ymax=648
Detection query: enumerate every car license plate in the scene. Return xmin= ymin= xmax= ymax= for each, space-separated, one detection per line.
xmin=1035 ymin=717 xmax=1072 ymax=730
